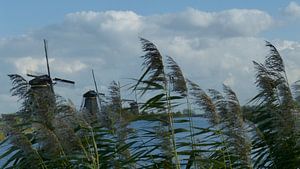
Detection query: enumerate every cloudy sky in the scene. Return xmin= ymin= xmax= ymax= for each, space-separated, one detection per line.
xmin=1 ymin=0 xmax=300 ymax=113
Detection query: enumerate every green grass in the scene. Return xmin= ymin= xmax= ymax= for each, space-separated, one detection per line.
xmin=0 ymin=120 xmax=4 ymax=141
xmin=0 ymin=132 xmax=4 ymax=141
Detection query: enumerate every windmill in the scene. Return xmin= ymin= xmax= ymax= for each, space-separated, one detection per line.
xmin=80 ymin=70 xmax=106 ymax=123
xmin=81 ymin=90 xmax=100 ymax=122
xmin=27 ymin=39 xmax=75 ymax=91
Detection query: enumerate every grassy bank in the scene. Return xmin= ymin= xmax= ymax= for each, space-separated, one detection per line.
xmin=0 ymin=133 xmax=4 ymax=141
xmin=0 ymin=120 xmax=4 ymax=141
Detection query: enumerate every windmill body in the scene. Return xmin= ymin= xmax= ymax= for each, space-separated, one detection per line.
xmin=29 ymin=75 xmax=52 ymax=88
xmin=81 ymin=90 xmax=100 ymax=123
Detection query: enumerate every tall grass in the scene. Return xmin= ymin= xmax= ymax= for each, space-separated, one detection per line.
xmin=1 ymin=39 xmax=300 ymax=169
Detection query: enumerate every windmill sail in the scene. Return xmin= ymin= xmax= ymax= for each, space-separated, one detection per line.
xmin=26 ymin=39 xmax=75 ymax=90
xmin=53 ymin=77 xmax=75 ymax=84
xmin=44 ymin=39 xmax=51 ymax=78
xmin=53 ymin=77 xmax=75 ymax=88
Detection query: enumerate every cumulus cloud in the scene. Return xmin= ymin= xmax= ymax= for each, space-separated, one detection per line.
xmin=284 ymin=1 xmax=300 ymax=18
xmin=273 ymin=40 xmax=300 ymax=83
xmin=1 ymin=8 xmax=299 ymax=114
xmin=51 ymin=59 xmax=87 ymax=74
xmin=14 ymin=56 xmax=47 ymax=74
xmin=65 ymin=10 xmax=142 ymax=32
xmin=13 ymin=57 xmax=87 ymax=75
xmin=147 ymin=8 xmax=273 ymax=38
xmin=223 ymin=73 xmax=235 ymax=87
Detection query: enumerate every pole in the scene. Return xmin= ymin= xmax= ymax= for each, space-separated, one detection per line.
xmin=92 ymin=69 xmax=102 ymax=110
xmin=44 ymin=39 xmax=51 ymax=78
xmin=43 ymin=39 xmax=54 ymax=92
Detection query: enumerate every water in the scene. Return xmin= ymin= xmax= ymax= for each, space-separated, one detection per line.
xmin=0 ymin=117 xmax=209 ymax=167
xmin=128 ymin=116 xmax=210 ymax=166
xmin=0 ymin=143 xmax=12 ymax=168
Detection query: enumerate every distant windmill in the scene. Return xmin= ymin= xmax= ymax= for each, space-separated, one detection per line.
xmin=81 ymin=90 xmax=99 ymax=122
xmin=80 ymin=70 xmax=106 ymax=123
xmin=27 ymin=39 xmax=75 ymax=91
xmin=121 ymin=99 xmax=139 ymax=115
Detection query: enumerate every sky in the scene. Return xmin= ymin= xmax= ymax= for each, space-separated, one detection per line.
xmin=1 ymin=0 xmax=300 ymax=113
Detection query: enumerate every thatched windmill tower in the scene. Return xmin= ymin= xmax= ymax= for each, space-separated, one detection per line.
xmin=80 ymin=90 xmax=100 ymax=123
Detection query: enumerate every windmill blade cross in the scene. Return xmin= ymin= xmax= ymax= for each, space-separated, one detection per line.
xmin=53 ymin=77 xmax=75 ymax=84
xmin=26 ymin=39 xmax=76 ymax=91
xmin=53 ymin=77 xmax=75 ymax=88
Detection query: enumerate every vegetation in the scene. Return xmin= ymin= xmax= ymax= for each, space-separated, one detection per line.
xmin=1 ymin=38 xmax=300 ymax=169
xmin=0 ymin=120 xmax=4 ymax=141
xmin=0 ymin=135 xmax=3 ymax=142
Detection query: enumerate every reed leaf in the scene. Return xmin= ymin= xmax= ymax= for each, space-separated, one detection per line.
xmin=166 ymin=56 xmax=188 ymax=97
xmin=136 ymin=38 xmax=166 ymax=90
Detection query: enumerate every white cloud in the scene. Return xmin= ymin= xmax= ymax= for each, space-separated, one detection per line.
xmin=273 ymin=40 xmax=300 ymax=84
xmin=13 ymin=57 xmax=87 ymax=75
xmin=217 ymin=9 xmax=273 ymax=36
xmin=65 ymin=11 xmax=142 ymax=32
xmin=276 ymin=40 xmax=300 ymax=50
xmin=147 ymin=8 xmax=273 ymax=38
xmin=284 ymin=1 xmax=300 ymax=18
xmin=223 ymin=73 xmax=235 ymax=86
xmin=157 ymin=36 xmax=268 ymax=101
xmin=14 ymin=56 xmax=48 ymax=74
xmin=52 ymin=59 xmax=87 ymax=74
xmin=1 ymin=7 xmax=299 ymax=113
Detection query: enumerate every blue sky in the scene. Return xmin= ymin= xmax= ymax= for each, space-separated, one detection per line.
xmin=1 ymin=1 xmax=300 ymax=113
xmin=0 ymin=0 xmax=297 ymax=36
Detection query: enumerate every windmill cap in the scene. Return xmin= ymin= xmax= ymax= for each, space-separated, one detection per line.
xmin=83 ymin=90 xmax=98 ymax=97
xmin=29 ymin=75 xmax=52 ymax=86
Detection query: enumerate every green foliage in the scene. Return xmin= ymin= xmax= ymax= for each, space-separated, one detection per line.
xmin=0 ymin=121 xmax=4 ymax=141
xmin=248 ymin=41 xmax=300 ymax=168
xmin=0 ymin=134 xmax=4 ymax=141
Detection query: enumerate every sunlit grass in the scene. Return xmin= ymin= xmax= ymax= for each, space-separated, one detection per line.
xmin=0 ymin=121 xmax=4 ymax=141
xmin=0 ymin=132 xmax=4 ymax=141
